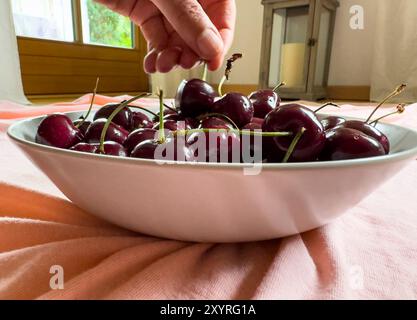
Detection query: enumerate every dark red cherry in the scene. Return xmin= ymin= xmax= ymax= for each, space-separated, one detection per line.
xmin=176 ymin=79 xmax=217 ymax=118
xmin=249 ymin=89 xmax=280 ymax=119
xmin=161 ymin=114 xmax=198 ymax=128
xmin=159 ymin=137 xmax=194 ymax=161
xmin=131 ymin=111 xmax=153 ymax=130
xmin=153 ymin=119 xmax=193 ymax=132
xmin=210 ymin=131 xmax=241 ymax=163
xmin=152 ymin=108 xmax=177 ymax=122
xmin=69 ymin=141 xmax=127 ymax=157
xmin=321 ymin=116 xmax=346 ymax=131
xmin=211 ymin=93 xmax=254 ymax=128
xmin=99 ymin=141 xmax=128 ymax=157
xmin=263 ymin=104 xmax=325 ymax=162
xmin=153 ymin=120 xmax=177 ymax=131
xmin=130 ymin=139 xmax=158 ymax=159
xmin=320 ymin=127 xmax=385 ymax=161
xmin=251 ymin=117 xmax=264 ymax=126
xmin=242 ymin=121 xmax=262 ymax=131
xmin=195 ymin=117 xmax=238 ymax=161
xmin=94 ymin=103 xmax=132 ymax=130
xmin=130 ymin=138 xmax=193 ymax=161
xmin=183 ymin=117 xmax=199 ymax=129
xmin=162 ymin=113 xmax=182 ymax=122
xmin=124 ymin=128 xmax=158 ymax=154
xmin=241 ymin=121 xmax=264 ymax=163
xmin=70 ymin=142 xmax=98 ymax=153
xmin=340 ymin=120 xmax=390 ymax=154
xmin=36 ymin=114 xmax=83 ymax=149
xmin=199 ymin=116 xmax=234 ymax=130
xmin=187 ymin=130 xmax=241 ymax=163
xmin=73 ymin=119 xmax=92 ymax=136
xmin=85 ymin=119 xmax=129 ymax=145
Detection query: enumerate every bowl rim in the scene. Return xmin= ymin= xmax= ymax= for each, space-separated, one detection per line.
xmin=7 ymin=111 xmax=417 ymax=171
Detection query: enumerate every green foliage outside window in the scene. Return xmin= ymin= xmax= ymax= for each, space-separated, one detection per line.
xmin=86 ymin=0 xmax=133 ymax=48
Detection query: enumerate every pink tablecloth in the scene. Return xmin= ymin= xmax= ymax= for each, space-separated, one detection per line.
xmin=1 ymin=95 xmax=417 ymax=300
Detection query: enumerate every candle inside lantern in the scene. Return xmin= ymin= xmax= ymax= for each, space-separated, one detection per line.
xmin=280 ymin=43 xmax=306 ymax=87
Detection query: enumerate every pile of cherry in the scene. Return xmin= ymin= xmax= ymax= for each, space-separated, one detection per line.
xmin=35 ymin=56 xmax=407 ymax=163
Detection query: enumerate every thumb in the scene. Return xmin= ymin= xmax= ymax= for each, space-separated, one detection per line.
xmin=151 ymin=0 xmax=224 ymax=61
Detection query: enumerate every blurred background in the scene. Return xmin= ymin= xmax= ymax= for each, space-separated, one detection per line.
xmin=1 ymin=0 xmax=416 ymax=104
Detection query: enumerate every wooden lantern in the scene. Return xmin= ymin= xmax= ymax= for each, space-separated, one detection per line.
xmin=259 ymin=0 xmax=339 ymax=100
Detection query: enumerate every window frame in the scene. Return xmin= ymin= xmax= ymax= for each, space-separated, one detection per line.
xmin=15 ymin=0 xmax=149 ymax=97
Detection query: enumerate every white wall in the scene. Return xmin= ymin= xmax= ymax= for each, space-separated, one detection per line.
xmin=211 ymin=0 xmax=377 ymax=87
xmin=210 ymin=0 xmax=264 ymax=84
xmin=328 ymin=0 xmax=377 ymax=85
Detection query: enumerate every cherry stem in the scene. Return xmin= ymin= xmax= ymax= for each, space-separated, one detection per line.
xmin=314 ymin=102 xmax=340 ymax=114
xmin=366 ymin=84 xmax=407 ymax=123
xmin=196 ymin=113 xmax=240 ymax=130
xmin=173 ymin=128 xmax=292 ymax=137
xmin=76 ymin=77 xmax=99 ymax=128
xmin=163 ymin=103 xmax=178 ymax=113
xmin=157 ymin=89 xmax=165 ymax=144
xmin=99 ymin=93 xmax=151 ymax=154
xmin=369 ymin=103 xmax=407 ymax=126
xmin=202 ymin=62 xmax=208 ymax=82
xmin=128 ymin=105 xmax=158 ymax=118
xmin=218 ymin=53 xmax=243 ymax=96
xmin=218 ymin=76 xmax=227 ymax=97
xmin=282 ymin=128 xmax=306 ymax=163
xmin=272 ymin=82 xmax=286 ymax=93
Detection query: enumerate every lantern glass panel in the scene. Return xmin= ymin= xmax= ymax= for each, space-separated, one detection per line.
xmin=314 ymin=7 xmax=332 ymax=86
xmin=268 ymin=5 xmax=309 ymax=88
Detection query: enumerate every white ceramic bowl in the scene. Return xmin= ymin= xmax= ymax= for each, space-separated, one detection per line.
xmin=8 ymin=111 xmax=417 ymax=242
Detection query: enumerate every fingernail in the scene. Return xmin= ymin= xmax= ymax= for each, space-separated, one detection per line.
xmin=197 ymin=29 xmax=223 ymax=59
xmin=144 ymin=49 xmax=158 ymax=74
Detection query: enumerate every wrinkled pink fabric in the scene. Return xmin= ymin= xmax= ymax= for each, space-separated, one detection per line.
xmin=1 ymin=96 xmax=417 ymax=300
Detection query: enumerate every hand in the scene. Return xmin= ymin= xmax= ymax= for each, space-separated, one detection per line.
xmin=96 ymin=0 xmax=236 ymax=73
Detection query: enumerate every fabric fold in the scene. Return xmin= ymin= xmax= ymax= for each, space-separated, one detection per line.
xmin=1 ymin=97 xmax=417 ymax=300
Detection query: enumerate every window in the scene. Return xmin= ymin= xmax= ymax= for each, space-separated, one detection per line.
xmin=12 ymin=0 xmax=148 ymax=96
xmin=12 ymin=0 xmax=134 ymax=49
xmin=81 ymin=0 xmax=134 ymax=49
xmin=12 ymin=0 xmax=75 ymax=42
